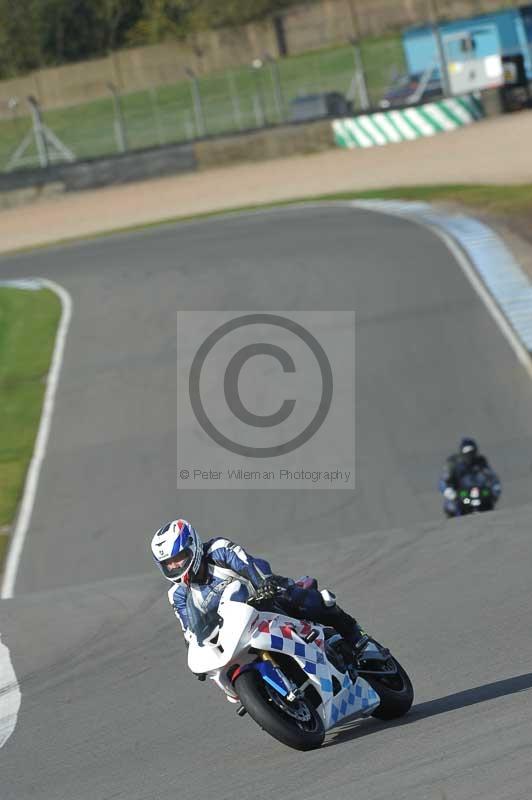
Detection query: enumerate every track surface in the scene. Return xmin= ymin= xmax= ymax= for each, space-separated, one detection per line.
xmin=1 ymin=205 xmax=532 ymax=798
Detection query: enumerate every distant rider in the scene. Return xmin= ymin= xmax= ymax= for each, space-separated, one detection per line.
xmin=439 ymin=437 xmax=501 ymax=517
xmin=151 ymin=518 xmax=368 ymax=654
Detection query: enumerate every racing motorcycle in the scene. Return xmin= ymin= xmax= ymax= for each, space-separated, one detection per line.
xmin=186 ymin=579 xmax=413 ymax=750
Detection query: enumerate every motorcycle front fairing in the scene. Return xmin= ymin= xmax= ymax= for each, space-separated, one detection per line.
xmin=248 ymin=614 xmax=380 ymax=731
xmin=186 ymin=582 xmax=260 ymax=697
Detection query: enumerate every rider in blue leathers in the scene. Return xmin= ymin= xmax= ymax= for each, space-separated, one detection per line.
xmin=439 ymin=437 xmax=501 ymax=517
xmin=151 ymin=519 xmax=366 ymax=650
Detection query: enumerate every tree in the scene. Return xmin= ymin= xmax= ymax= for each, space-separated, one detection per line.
xmin=0 ymin=0 xmax=307 ymax=76
xmin=0 ymin=0 xmax=46 ymax=76
xmin=127 ymin=0 xmax=192 ymax=45
xmin=94 ymin=0 xmax=144 ymax=52
xmin=189 ymin=0 xmax=306 ymax=29
xmin=127 ymin=0 xmax=306 ymax=45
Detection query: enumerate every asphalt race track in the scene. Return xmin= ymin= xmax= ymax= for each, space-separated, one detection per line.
xmin=1 ymin=205 xmax=532 ymax=799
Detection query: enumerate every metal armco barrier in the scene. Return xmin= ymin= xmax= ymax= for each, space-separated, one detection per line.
xmin=332 ymin=95 xmax=484 ymax=148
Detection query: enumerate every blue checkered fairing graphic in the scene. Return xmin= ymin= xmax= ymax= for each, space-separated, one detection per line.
xmin=251 ymin=615 xmax=380 ymax=730
xmin=329 ymin=678 xmax=380 ymax=726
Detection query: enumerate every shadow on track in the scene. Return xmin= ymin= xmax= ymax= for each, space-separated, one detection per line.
xmin=325 ymin=671 xmax=532 ymax=747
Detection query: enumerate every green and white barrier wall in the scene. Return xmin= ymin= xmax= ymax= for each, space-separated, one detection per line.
xmin=332 ymin=95 xmax=484 ymax=149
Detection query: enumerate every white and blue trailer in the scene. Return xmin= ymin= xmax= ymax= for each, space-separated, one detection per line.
xmin=403 ymin=5 xmax=532 ymax=86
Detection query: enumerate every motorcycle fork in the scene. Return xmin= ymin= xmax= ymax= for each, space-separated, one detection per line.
xmin=261 ymin=651 xmax=300 ymax=702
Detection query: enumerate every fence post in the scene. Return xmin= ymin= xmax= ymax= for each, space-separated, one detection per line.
xmin=107 ymin=82 xmax=128 ymax=153
xmin=227 ymin=70 xmax=244 ymax=130
xmin=183 ymin=110 xmax=195 ymax=141
xmin=251 ymin=60 xmax=267 ymax=127
xmin=185 ymin=67 xmax=206 ymax=138
xmin=149 ymin=87 xmax=164 ymax=146
xmin=252 ymin=95 xmax=265 ymax=128
xmin=264 ymin=54 xmax=285 ymax=123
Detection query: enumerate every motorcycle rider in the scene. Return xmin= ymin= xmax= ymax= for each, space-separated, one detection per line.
xmin=439 ymin=437 xmax=501 ymax=517
xmin=151 ymin=518 xmax=368 ymax=655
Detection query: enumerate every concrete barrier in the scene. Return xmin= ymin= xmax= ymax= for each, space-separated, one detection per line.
xmin=0 ymin=142 xmax=197 ymax=208
xmin=193 ymin=120 xmax=334 ymax=169
xmin=0 ymin=120 xmax=336 ymax=209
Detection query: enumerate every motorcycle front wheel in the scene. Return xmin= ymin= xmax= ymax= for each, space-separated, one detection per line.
xmin=363 ymin=657 xmax=414 ymax=720
xmin=234 ymin=669 xmax=325 ymax=751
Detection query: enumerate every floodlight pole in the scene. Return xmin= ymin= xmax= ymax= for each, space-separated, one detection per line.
xmin=27 ymin=96 xmax=49 ymax=168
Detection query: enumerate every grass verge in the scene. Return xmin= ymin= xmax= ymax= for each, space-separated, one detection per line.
xmin=341 ymin=184 xmax=532 ymax=217
xmin=0 ymin=533 xmax=8 ymax=568
xmin=325 ymin=184 xmax=532 ymax=244
xmin=0 ymin=287 xmax=61 ymax=568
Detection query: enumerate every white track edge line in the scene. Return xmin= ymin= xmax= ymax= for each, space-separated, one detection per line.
xmin=350 ymin=201 xmax=532 ymax=383
xmin=1 ymin=278 xmax=73 ymax=599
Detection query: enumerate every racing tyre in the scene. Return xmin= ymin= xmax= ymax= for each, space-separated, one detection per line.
xmin=364 ymin=658 xmax=413 ymax=720
xmin=234 ymin=669 xmax=325 ymax=751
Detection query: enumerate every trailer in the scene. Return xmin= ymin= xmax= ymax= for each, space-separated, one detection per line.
xmin=400 ymin=5 xmax=532 ymax=109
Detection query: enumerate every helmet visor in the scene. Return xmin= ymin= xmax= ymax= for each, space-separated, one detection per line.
xmin=160 ymin=548 xmax=193 ymax=580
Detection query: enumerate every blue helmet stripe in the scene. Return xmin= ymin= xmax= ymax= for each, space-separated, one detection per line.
xmin=170 ymin=528 xmax=190 ymax=556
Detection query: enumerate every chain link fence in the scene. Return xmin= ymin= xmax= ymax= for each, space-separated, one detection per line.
xmin=0 ymin=37 xmax=406 ymax=171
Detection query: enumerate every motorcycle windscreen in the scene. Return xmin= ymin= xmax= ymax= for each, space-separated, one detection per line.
xmin=457 ymin=469 xmax=490 ymax=491
xmin=186 ymin=591 xmax=221 ymax=645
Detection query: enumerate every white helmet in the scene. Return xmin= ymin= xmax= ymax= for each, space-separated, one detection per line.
xmin=151 ymin=519 xmax=203 ymax=584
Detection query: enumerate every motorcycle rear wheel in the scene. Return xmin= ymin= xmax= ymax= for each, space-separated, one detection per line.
xmin=234 ymin=670 xmax=325 ymax=751
xmin=363 ymin=658 xmax=414 ymax=720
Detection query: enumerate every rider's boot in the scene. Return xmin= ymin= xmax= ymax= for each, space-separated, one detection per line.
xmin=321 ymin=599 xmax=369 ymax=655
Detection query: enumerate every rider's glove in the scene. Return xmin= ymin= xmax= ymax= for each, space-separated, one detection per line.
xmin=256 ymin=575 xmax=290 ymax=600
xmin=443 ymin=487 xmax=457 ymax=500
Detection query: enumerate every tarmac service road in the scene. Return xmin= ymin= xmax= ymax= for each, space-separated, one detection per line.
xmin=1 ymin=205 xmax=532 ymax=798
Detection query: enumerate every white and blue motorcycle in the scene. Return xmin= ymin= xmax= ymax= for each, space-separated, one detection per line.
xmin=187 ymin=580 xmax=413 ymax=750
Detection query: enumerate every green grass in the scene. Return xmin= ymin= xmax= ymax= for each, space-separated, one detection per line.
xmin=324 ymin=184 xmax=532 ymax=219
xmin=0 ymin=34 xmax=404 ymax=170
xmin=0 ymin=287 xmax=61 ymax=534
